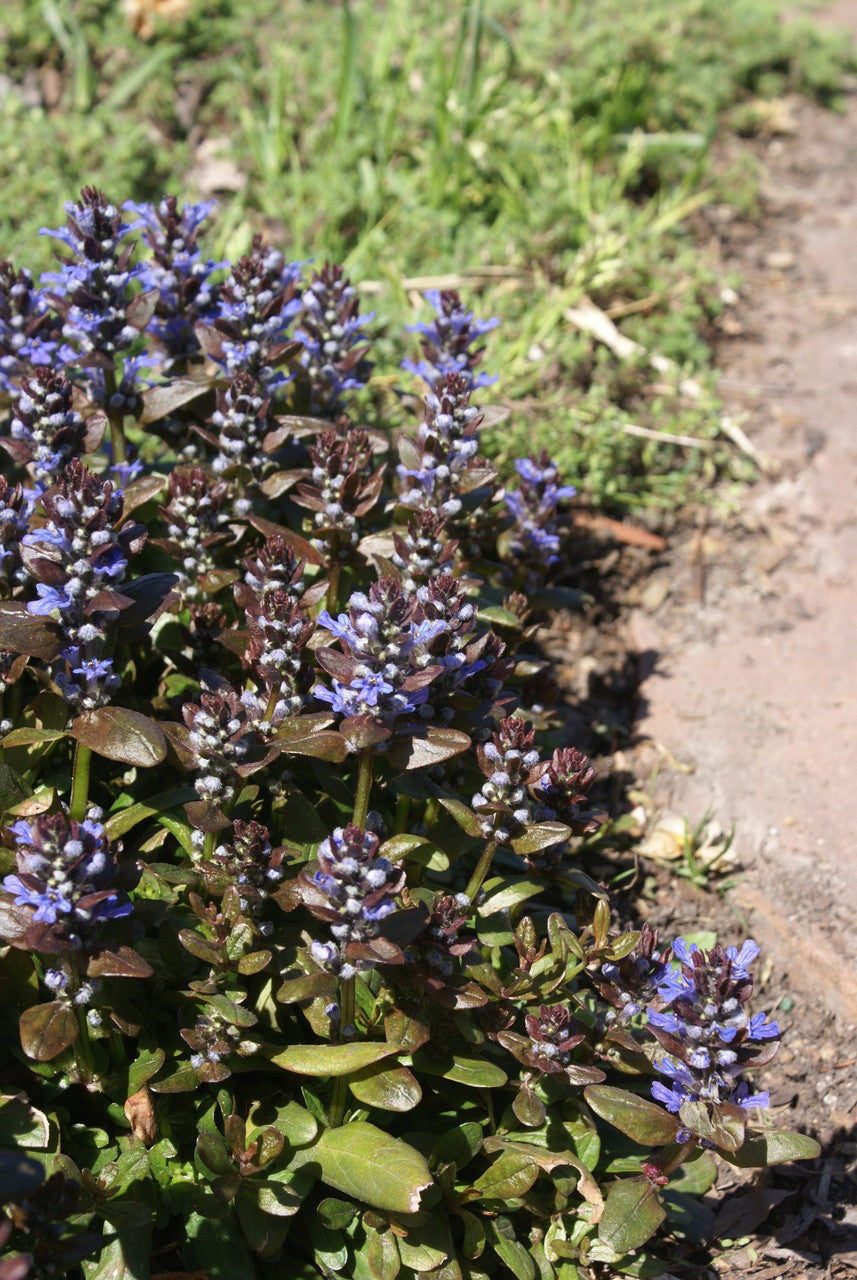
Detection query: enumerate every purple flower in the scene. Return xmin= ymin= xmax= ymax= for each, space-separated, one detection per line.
xmin=403 ymin=289 xmax=498 ymax=389
xmin=27 ymin=583 xmax=74 ymax=616
xmin=3 ymin=874 xmax=74 ymax=924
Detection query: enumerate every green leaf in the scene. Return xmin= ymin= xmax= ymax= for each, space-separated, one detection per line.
xmin=367 ymin=1228 xmax=401 ymax=1280
xmin=718 ymin=1128 xmax=821 ymax=1167
xmin=0 ymin=1095 xmax=51 ymax=1148
xmin=349 ymin=1064 xmax=422 ymax=1112
xmin=669 ymin=1151 xmax=718 ymax=1195
xmin=473 ymin=1151 xmax=539 ymax=1201
xmin=511 ymin=822 xmax=570 ymax=857
xmin=431 ymin=1123 xmax=484 ymax=1170
xmin=477 ymin=879 xmax=544 ymax=916
xmin=597 ymin=1176 xmax=666 ymax=1255
xmin=1 ymin=727 xmax=67 ymax=747
xmin=196 ymin=1131 xmax=234 ymax=1178
xmin=255 ymin=1178 xmax=303 ymax=1217
xmin=317 ymin=1197 xmax=359 ymax=1230
xmin=105 ymin=788 xmax=197 ymax=839
xmin=584 ymin=1086 xmax=682 ymax=1146
xmin=128 ymin=1048 xmax=166 ymax=1096
xmin=276 ymin=971 xmax=336 ymax=1004
xmin=271 ymin=1041 xmax=397 ymax=1076
xmin=185 ymin=1207 xmax=258 ymax=1280
xmin=486 ymin=1220 xmax=536 ymax=1280
xmin=235 ymin=1184 xmax=292 ymax=1257
xmin=19 ymin=1001 xmax=78 ymax=1061
xmin=311 ymin=1122 xmax=433 ymax=1212
xmin=438 ymin=798 xmax=483 ymax=838
xmin=83 ymin=1224 xmax=152 ymax=1280
xmin=0 ymin=763 xmax=33 ymax=816
xmin=72 ymin=708 xmax=166 ymax=767
xmin=412 ymin=1051 xmax=507 ymax=1089
xmin=270 ymin=1101 xmax=318 ymax=1147
xmin=396 ymin=1214 xmax=451 ymax=1271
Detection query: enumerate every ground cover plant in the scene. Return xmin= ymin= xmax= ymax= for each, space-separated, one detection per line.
xmin=0 ymin=191 xmax=821 ymax=1279
xmin=0 ymin=0 xmax=854 ymax=514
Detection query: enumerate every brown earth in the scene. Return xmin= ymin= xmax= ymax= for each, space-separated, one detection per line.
xmin=547 ymin=5 xmax=857 ymax=1272
xmin=615 ymin=1 xmax=857 ymax=1272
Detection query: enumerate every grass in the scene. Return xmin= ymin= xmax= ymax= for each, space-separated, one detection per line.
xmin=0 ymin=0 xmax=854 ymax=511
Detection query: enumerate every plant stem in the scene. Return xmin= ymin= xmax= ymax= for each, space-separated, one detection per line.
xmin=353 ymin=748 xmax=374 ymax=829
xmin=64 ymin=957 xmax=95 ymax=1086
xmin=104 ymin=369 xmax=127 ymax=468
xmin=328 ymin=974 xmax=356 ymax=1128
xmin=69 ymin=741 xmax=92 ymax=822
xmin=657 ymin=1138 xmax=698 ymax=1178
xmin=463 ymin=837 xmax=498 ymax=904
xmin=326 ymin=558 xmax=341 ymax=615
xmin=393 ymin=792 xmax=411 ymax=836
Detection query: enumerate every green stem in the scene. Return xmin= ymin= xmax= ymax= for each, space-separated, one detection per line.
xmin=63 ymin=957 xmax=95 ymax=1086
xmin=353 ymin=748 xmax=374 ymax=829
xmin=69 ymin=742 xmax=92 ymax=822
xmin=393 ymin=793 xmax=411 ymax=836
xmin=463 ymin=837 xmax=498 ymax=904
xmin=329 ymin=975 xmax=356 ymax=1127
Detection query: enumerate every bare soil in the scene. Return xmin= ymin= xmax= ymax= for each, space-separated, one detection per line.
xmin=552 ymin=5 xmax=857 ymax=1272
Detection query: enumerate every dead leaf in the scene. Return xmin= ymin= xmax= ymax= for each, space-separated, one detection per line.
xmin=123 ymin=0 xmax=194 ymax=39
xmin=124 ymin=1087 xmax=157 ymax=1145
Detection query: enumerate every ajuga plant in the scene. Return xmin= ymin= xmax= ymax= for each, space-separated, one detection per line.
xmin=0 ymin=191 xmax=817 ymax=1280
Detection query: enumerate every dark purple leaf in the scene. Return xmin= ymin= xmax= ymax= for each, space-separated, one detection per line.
xmin=387 ymin=727 xmax=471 ymax=771
xmin=87 ymin=946 xmax=154 ymax=979
xmin=72 ymin=708 xmax=167 ymax=766
xmin=141 ymin=375 xmax=212 ymax=423
xmin=19 ymin=1001 xmax=79 ymax=1061
xmin=0 ymin=602 xmax=63 ymax=660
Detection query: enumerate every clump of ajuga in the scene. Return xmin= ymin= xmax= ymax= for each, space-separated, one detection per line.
xmin=0 ymin=190 xmax=815 ymax=1280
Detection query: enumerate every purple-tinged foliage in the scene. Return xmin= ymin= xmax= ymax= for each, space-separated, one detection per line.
xmin=472 ymin=717 xmax=545 ymax=844
xmin=313 ymin=577 xmax=447 ymax=732
xmin=126 ymin=196 xmax=222 ymax=366
xmin=211 ymin=234 xmax=302 ymax=391
xmin=302 ymin=824 xmax=405 ymax=978
xmin=531 ymin=746 xmax=602 ymax=835
xmin=200 ymin=819 xmax=285 ymax=906
xmin=503 ymin=449 xmax=577 ymax=576
xmin=0 ymin=258 xmax=59 ymax=394
xmin=403 ymin=288 xmax=498 ymax=388
xmin=646 ymin=935 xmax=780 ymax=1139
xmin=0 ymin=198 xmax=811 ymax=1279
xmin=1 ymin=810 xmax=134 ymax=947
xmin=295 ymin=262 xmax=374 ymax=415
xmin=206 ymin=373 xmax=271 ymax=478
xmin=5 ymin=369 xmax=86 ymax=486
xmin=294 ymin=424 xmax=385 ymax=560
xmin=40 ymin=188 xmax=144 ymax=364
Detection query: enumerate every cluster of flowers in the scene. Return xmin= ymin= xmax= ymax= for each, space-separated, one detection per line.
xmin=304 ymin=824 xmax=405 ymax=981
xmin=0 ymin=187 xmax=784 ymax=1188
xmin=2 ymin=811 xmax=133 ymax=947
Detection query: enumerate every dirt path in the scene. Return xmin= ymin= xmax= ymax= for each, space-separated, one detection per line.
xmin=631 ymin=0 xmax=857 ymax=1140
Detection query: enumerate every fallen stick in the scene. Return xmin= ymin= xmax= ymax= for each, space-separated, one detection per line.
xmin=572 ymin=510 xmax=666 ymax=552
